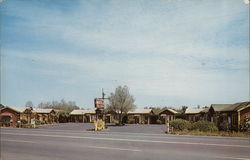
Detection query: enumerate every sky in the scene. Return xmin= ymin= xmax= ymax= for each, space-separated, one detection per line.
xmin=0 ymin=0 xmax=249 ymax=109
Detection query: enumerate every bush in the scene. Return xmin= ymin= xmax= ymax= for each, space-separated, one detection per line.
xmin=240 ymin=116 xmax=250 ymax=132
xmin=59 ymin=111 xmax=70 ymax=123
xmin=21 ymin=119 xmax=28 ymax=124
xmin=40 ymin=120 xmax=46 ymax=125
xmin=141 ymin=120 xmax=148 ymax=124
xmin=171 ymin=130 xmax=250 ymax=138
xmin=218 ymin=120 xmax=229 ymax=131
xmin=190 ymin=120 xmax=218 ymax=132
xmin=111 ymin=119 xmax=119 ymax=125
xmin=21 ymin=124 xmax=34 ymax=128
xmin=35 ymin=120 xmax=41 ymax=125
xmin=128 ymin=119 xmax=135 ymax=124
xmin=1 ymin=122 xmax=10 ymax=127
xmin=34 ymin=120 xmax=46 ymax=125
xmin=170 ymin=119 xmax=191 ymax=131
xmin=156 ymin=119 xmax=162 ymax=124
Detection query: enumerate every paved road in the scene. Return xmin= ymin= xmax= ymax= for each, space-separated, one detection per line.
xmin=1 ymin=124 xmax=250 ymax=160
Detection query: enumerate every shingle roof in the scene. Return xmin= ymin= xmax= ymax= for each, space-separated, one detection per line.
xmin=0 ymin=106 xmax=22 ymax=113
xmin=200 ymin=108 xmax=209 ymax=113
xmin=70 ymin=109 xmax=96 ymax=115
xmin=159 ymin=108 xmax=178 ymax=115
xmin=220 ymin=101 xmax=250 ymax=112
xmin=70 ymin=110 xmax=84 ymax=115
xmin=14 ymin=107 xmax=26 ymax=112
xmin=128 ymin=109 xmax=152 ymax=114
xmin=210 ymin=104 xmax=232 ymax=112
xmin=185 ymin=108 xmax=204 ymax=114
xmin=83 ymin=109 xmax=96 ymax=114
xmin=33 ymin=108 xmax=54 ymax=114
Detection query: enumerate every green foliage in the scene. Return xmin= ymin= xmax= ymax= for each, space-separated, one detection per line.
xmin=21 ymin=119 xmax=28 ymax=124
xmin=128 ymin=119 xmax=135 ymax=124
xmin=156 ymin=119 xmax=162 ymax=124
xmin=35 ymin=119 xmax=41 ymax=125
xmin=190 ymin=120 xmax=218 ymax=132
xmin=21 ymin=124 xmax=34 ymax=128
xmin=35 ymin=120 xmax=46 ymax=125
xmin=58 ymin=111 xmax=70 ymax=123
xmin=111 ymin=119 xmax=119 ymax=125
xmin=170 ymin=130 xmax=250 ymax=138
xmin=218 ymin=120 xmax=229 ymax=131
xmin=107 ymin=85 xmax=136 ymax=125
xmin=170 ymin=119 xmax=191 ymax=131
xmin=41 ymin=120 xmax=46 ymax=125
xmin=141 ymin=120 xmax=148 ymax=124
xmin=0 ymin=121 xmax=10 ymax=127
xmin=240 ymin=115 xmax=250 ymax=132
xmin=38 ymin=99 xmax=79 ymax=113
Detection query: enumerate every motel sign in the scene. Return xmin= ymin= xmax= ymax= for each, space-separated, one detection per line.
xmin=94 ymin=98 xmax=104 ymax=109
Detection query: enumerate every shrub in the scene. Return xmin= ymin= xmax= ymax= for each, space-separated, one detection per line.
xmin=33 ymin=120 xmax=46 ymax=125
xmin=111 ymin=119 xmax=119 ymax=125
xmin=156 ymin=119 xmax=162 ymax=124
xmin=141 ymin=120 xmax=148 ymax=124
xmin=128 ymin=119 xmax=135 ymax=124
xmin=240 ymin=116 xmax=250 ymax=132
xmin=59 ymin=111 xmax=70 ymax=123
xmin=22 ymin=124 xmax=34 ymax=128
xmin=218 ymin=120 xmax=229 ymax=131
xmin=21 ymin=119 xmax=28 ymax=124
xmin=190 ymin=120 xmax=218 ymax=132
xmin=40 ymin=120 xmax=46 ymax=125
xmin=170 ymin=119 xmax=191 ymax=131
xmin=1 ymin=121 xmax=10 ymax=127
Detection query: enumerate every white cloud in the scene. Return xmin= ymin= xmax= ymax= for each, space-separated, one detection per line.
xmin=2 ymin=0 xmax=249 ymax=107
xmin=5 ymin=49 xmax=249 ymax=106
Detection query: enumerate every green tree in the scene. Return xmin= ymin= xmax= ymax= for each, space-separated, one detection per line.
xmin=107 ymin=85 xmax=136 ymax=125
xmin=25 ymin=101 xmax=34 ymax=108
xmin=38 ymin=99 xmax=79 ymax=123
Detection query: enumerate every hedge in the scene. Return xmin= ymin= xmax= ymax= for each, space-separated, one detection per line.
xmin=170 ymin=119 xmax=191 ymax=131
xmin=170 ymin=119 xmax=218 ymax=132
xmin=190 ymin=120 xmax=218 ymax=132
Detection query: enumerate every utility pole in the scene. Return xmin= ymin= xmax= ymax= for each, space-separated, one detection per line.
xmin=102 ymin=88 xmax=105 ymax=99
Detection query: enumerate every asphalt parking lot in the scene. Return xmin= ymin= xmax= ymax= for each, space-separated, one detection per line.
xmin=1 ymin=123 xmax=250 ymax=160
xmin=37 ymin=123 xmax=168 ymax=134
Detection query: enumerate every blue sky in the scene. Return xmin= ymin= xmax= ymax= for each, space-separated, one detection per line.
xmin=1 ymin=0 xmax=249 ymax=109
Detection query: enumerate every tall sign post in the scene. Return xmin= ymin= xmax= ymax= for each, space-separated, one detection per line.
xmin=94 ymin=89 xmax=109 ymax=131
xmin=94 ymin=98 xmax=104 ymax=120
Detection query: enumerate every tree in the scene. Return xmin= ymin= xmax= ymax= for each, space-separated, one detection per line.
xmin=38 ymin=99 xmax=79 ymax=112
xmin=107 ymin=85 xmax=136 ymax=125
xmin=25 ymin=101 xmax=34 ymax=108
xmin=180 ymin=106 xmax=188 ymax=114
xmin=37 ymin=99 xmax=79 ymax=123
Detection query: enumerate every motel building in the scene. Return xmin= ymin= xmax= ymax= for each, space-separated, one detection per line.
xmin=159 ymin=108 xmax=178 ymax=123
xmin=125 ymin=109 xmax=154 ymax=124
xmin=0 ymin=106 xmax=21 ymax=127
xmin=185 ymin=108 xmax=205 ymax=122
xmin=70 ymin=109 xmax=96 ymax=123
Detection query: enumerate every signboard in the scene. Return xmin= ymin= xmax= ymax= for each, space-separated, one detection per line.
xmin=94 ymin=98 xmax=104 ymax=109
